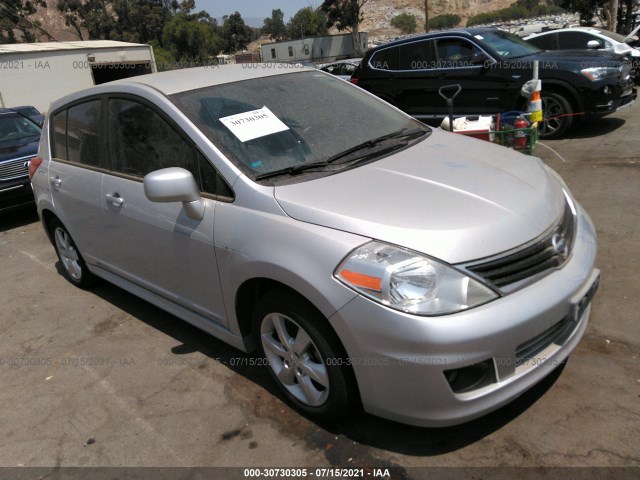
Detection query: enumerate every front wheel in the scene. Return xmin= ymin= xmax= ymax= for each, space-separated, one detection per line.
xmin=539 ymin=92 xmax=573 ymax=139
xmin=253 ymin=291 xmax=356 ymax=421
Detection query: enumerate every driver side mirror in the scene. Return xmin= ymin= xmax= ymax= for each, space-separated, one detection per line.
xmin=587 ymin=40 xmax=602 ymax=49
xmin=143 ymin=167 xmax=205 ymax=220
xmin=471 ymin=52 xmax=495 ymax=67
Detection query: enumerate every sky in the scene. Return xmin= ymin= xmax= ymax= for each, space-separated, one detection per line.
xmin=198 ymin=0 xmax=322 ymax=26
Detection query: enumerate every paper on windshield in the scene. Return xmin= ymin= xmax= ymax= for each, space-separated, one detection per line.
xmin=219 ymin=106 xmax=289 ymax=142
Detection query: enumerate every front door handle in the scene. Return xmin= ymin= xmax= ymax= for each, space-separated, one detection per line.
xmin=50 ymin=176 xmax=62 ymax=187
xmin=105 ymin=193 xmax=124 ymax=207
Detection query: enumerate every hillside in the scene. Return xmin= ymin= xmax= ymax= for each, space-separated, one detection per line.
xmin=362 ymin=0 xmax=518 ymax=38
xmin=19 ymin=0 xmax=518 ymax=43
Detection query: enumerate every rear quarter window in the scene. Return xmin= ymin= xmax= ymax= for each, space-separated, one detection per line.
xmin=369 ymin=46 xmax=399 ymax=70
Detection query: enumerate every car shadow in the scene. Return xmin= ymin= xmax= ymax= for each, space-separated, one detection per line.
xmin=317 ymin=362 xmax=565 ymax=456
xmin=563 ymin=116 xmax=626 ymax=139
xmin=0 ymin=204 xmax=38 ymax=233
xmin=77 ymin=278 xmax=566 ymax=457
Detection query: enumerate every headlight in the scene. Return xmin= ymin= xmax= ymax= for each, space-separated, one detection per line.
xmin=580 ymin=66 xmax=620 ymax=81
xmin=335 ymin=241 xmax=499 ymax=316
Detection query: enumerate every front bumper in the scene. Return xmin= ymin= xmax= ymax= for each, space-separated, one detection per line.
xmin=0 ymin=177 xmax=34 ymax=212
xmin=590 ymin=85 xmax=636 ymax=115
xmin=328 ymin=204 xmax=598 ymax=427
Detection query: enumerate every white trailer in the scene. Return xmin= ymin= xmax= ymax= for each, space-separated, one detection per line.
xmin=261 ymin=33 xmax=368 ymax=64
xmin=0 ymin=40 xmax=156 ymax=113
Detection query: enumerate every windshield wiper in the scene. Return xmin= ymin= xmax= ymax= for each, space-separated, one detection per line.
xmin=325 ymin=127 xmax=426 ymax=165
xmin=254 ymin=127 xmax=427 ymax=181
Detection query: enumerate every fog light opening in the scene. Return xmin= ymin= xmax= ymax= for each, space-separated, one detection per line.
xmin=603 ymin=86 xmax=611 ymax=95
xmin=444 ymin=359 xmax=496 ymax=394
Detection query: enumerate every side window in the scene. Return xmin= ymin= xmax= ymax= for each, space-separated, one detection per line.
xmin=398 ymin=40 xmax=433 ymax=70
xmin=558 ymin=32 xmax=599 ymax=49
xmin=528 ymin=33 xmax=557 ymax=50
xmin=108 ymin=98 xmax=195 ymax=178
xmin=108 ymin=98 xmax=233 ymax=198
xmin=198 ymin=152 xmax=233 ymax=198
xmin=369 ymin=46 xmax=399 ymax=70
xmin=51 ymin=110 xmax=67 ymax=160
xmin=435 ymin=38 xmax=483 ymax=68
xmin=271 ymin=48 xmax=276 ymax=59
xmin=66 ymin=100 xmax=102 ymax=167
xmin=288 ymin=46 xmax=294 ymax=57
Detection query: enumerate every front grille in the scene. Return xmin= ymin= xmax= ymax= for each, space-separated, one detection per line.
xmin=515 ymin=316 xmax=578 ymax=365
xmin=0 ymin=156 xmax=31 ymax=181
xmin=466 ymin=202 xmax=576 ymax=289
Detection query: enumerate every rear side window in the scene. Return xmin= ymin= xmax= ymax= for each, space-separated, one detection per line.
xmin=528 ymin=33 xmax=557 ymax=50
xmin=398 ymin=40 xmax=433 ymax=70
xmin=66 ymin=100 xmax=102 ymax=167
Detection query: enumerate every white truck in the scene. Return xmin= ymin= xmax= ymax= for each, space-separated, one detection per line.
xmin=0 ymin=40 xmax=156 ymax=114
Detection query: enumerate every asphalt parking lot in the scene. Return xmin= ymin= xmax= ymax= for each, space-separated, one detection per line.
xmin=1 ymin=104 xmax=639 ymax=478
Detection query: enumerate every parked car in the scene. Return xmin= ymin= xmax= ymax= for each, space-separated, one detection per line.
xmin=319 ymin=58 xmax=362 ymax=80
xmin=350 ymin=27 xmax=637 ymax=138
xmin=9 ymin=105 xmax=46 ymax=127
xmin=525 ymin=27 xmax=640 ymax=60
xmin=0 ymin=108 xmax=41 ymax=212
xmin=512 ymin=23 xmax=547 ymax=38
xmin=30 ymin=65 xmax=599 ymax=427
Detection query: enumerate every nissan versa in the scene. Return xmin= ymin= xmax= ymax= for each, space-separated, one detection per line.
xmin=30 ymin=65 xmax=599 ymax=427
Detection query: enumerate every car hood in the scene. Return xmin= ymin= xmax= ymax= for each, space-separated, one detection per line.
xmin=0 ymin=136 xmax=39 ymax=163
xmin=274 ymin=129 xmax=566 ymax=264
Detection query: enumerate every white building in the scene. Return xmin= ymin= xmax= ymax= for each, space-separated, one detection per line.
xmin=261 ymin=33 xmax=368 ymax=63
xmin=0 ymin=40 xmax=156 ymax=113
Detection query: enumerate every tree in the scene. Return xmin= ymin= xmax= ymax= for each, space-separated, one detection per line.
xmin=111 ymin=0 xmax=172 ymax=43
xmin=161 ymin=12 xmax=222 ymax=63
xmin=428 ymin=14 xmax=461 ymax=30
xmin=0 ymin=0 xmax=53 ymax=42
xmin=220 ymin=11 xmax=253 ymax=53
xmin=57 ymin=0 xmax=116 ymax=40
xmin=262 ymin=8 xmax=287 ymax=40
xmin=321 ymin=0 xmax=368 ymax=55
xmin=390 ymin=12 xmax=416 ymax=34
xmin=287 ymin=7 xmax=327 ymax=39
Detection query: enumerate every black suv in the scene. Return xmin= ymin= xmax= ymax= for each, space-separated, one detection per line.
xmin=351 ymin=28 xmax=637 ymax=138
xmin=0 ymin=109 xmax=41 ymax=212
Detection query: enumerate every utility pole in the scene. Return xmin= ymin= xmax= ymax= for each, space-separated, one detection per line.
xmin=424 ymin=0 xmax=429 ymax=32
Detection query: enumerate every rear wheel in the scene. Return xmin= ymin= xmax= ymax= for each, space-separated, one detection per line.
xmin=539 ymin=91 xmax=573 ymax=139
xmin=253 ymin=290 xmax=356 ymax=420
xmin=49 ymin=218 xmax=95 ymax=288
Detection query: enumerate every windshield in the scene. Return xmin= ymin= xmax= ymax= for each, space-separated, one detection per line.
xmin=14 ymin=107 xmax=40 ymax=116
xmin=0 ymin=114 xmax=41 ymax=143
xmin=593 ymin=28 xmax=627 ymax=43
xmin=170 ymin=70 xmax=428 ymax=182
xmin=476 ymin=30 xmax=542 ymax=59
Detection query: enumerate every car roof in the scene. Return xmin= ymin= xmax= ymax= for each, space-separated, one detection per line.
xmin=110 ymin=64 xmax=314 ymax=96
xmin=528 ymin=27 xmax=620 ymax=39
xmin=367 ymin=28 xmax=502 ymax=50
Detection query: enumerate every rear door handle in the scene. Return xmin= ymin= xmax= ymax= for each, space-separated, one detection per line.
xmin=50 ymin=176 xmax=61 ymax=187
xmin=105 ymin=193 xmax=124 ymax=207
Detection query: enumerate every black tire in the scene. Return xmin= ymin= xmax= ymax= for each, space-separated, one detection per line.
xmin=253 ymin=290 xmax=357 ymax=421
xmin=49 ymin=218 xmax=95 ymax=288
xmin=539 ymin=91 xmax=573 ymax=139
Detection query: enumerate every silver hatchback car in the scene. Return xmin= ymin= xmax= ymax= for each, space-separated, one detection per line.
xmin=30 ymin=65 xmax=599 ymax=427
